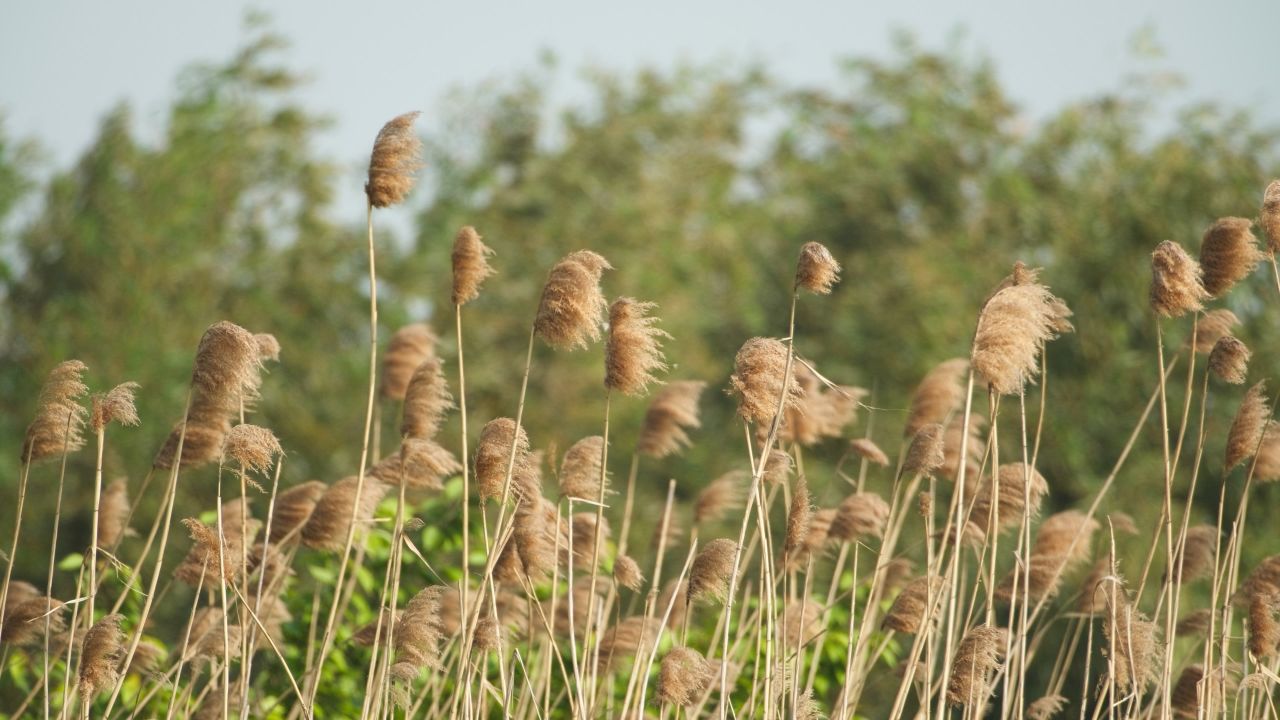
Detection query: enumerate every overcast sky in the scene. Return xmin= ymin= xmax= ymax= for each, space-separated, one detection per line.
xmin=3 ymin=0 xmax=1276 ymax=222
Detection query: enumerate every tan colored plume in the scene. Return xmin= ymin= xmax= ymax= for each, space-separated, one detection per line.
xmin=1149 ymin=240 xmax=1208 ymax=318
xmin=1200 ymin=216 xmax=1264 ymax=297
xmin=637 ymin=380 xmax=706 ymax=458
xmin=381 ymin=324 xmax=437 ymax=402
xmin=534 ymin=250 xmax=612 ymax=350
xmin=451 ymin=225 xmax=495 ymax=305
xmin=365 ymin=111 xmax=423 ymax=208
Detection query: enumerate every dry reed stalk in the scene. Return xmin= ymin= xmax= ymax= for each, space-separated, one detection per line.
xmin=309 ymin=112 xmax=422 ymax=713
xmin=86 ymin=381 xmax=140 ymax=652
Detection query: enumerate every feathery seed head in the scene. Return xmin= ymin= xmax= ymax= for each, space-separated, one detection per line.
xmin=222 ymin=423 xmax=282 ymax=476
xmin=534 ymin=250 xmax=612 ymax=350
xmin=365 ymin=112 xmax=423 ymax=208
xmin=451 ymin=225 xmax=496 ymax=305
xmin=972 ymin=270 xmax=1069 ymax=395
xmin=688 ymin=538 xmax=739 ymax=605
xmin=91 ymin=381 xmax=140 ymax=432
xmin=1226 ymin=380 xmax=1270 ymax=471
xmin=903 ymin=423 xmax=946 ymax=476
xmin=382 ymin=324 xmax=437 ymax=402
xmin=79 ymin=614 xmax=125 ymax=698
xmin=638 ymin=380 xmax=706 ymax=458
xmin=1209 ymin=335 xmax=1251 ymax=384
xmin=1200 ymin=217 xmax=1263 ymax=297
xmin=1263 ymin=180 xmax=1280 ymax=254
xmin=904 ymin=358 xmax=968 ymax=438
xmin=1150 ymin=240 xmax=1208 ymax=318
xmin=400 ymin=357 xmax=453 ymax=440
xmin=728 ymin=337 xmax=801 ymax=425
xmin=605 ymin=297 xmax=669 ymax=396
xmin=795 ymin=241 xmax=842 ymax=294
xmin=23 ymin=359 xmax=89 ymax=463
xmin=558 ymin=435 xmax=606 ymax=500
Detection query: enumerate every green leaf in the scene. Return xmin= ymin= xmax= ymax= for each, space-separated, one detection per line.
xmin=58 ymin=552 xmax=83 ymax=570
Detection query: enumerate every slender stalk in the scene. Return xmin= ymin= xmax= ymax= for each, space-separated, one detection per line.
xmin=454 ymin=301 xmax=474 ymax=709
xmin=0 ymin=458 xmax=33 ymax=643
xmin=307 ymin=200 xmax=381 ymax=712
xmin=42 ymin=410 xmax=75 ymax=720
xmin=88 ymin=427 xmax=106 ymax=632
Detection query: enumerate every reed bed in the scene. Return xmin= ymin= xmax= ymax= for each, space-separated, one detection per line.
xmin=3 ymin=115 xmax=1280 ymax=720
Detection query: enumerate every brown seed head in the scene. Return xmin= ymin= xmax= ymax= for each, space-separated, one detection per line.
xmin=972 ymin=271 xmax=1070 ymax=395
xmin=1226 ymin=380 xmax=1270 ymax=471
xmin=940 ymin=413 xmax=986 ymax=483
xmin=558 ymin=435 xmax=606 ymax=500
xmin=596 ymin=616 xmax=661 ymax=673
xmin=883 ymin=575 xmax=945 ymax=634
xmin=1262 ymin=180 xmax=1280 ymax=254
xmin=392 ymin=585 xmax=447 ymax=676
xmin=781 ymin=362 xmax=865 ymax=446
xmin=1196 ymin=309 xmax=1241 ymax=353
xmin=190 ymin=321 xmax=264 ymax=413
xmin=829 ymin=492 xmax=890 ymax=542
xmin=903 ymin=423 xmax=946 ymax=476
xmin=694 ymin=472 xmax=744 ymax=525
xmin=1103 ymin=590 xmax=1162 ymax=691
xmin=400 ymin=357 xmax=453 ymax=440
xmin=1248 ymin=585 xmax=1280 ymax=659
xmin=762 ymin=449 xmax=793 ymax=486
xmin=23 ymin=359 xmax=89 ymax=463
xmin=848 ymin=437 xmax=890 ymax=466
xmin=1200 ymin=216 xmax=1264 ymax=297
xmin=1171 ymin=665 xmax=1205 ymax=718
xmin=91 ymin=381 xmax=141 ymax=433
xmin=638 ymin=380 xmax=706 ymax=458
xmin=605 ymin=297 xmax=669 ymax=396
xmin=98 ymin=478 xmax=131 ymax=549
xmin=783 ymin=474 xmax=814 ymax=563
xmin=255 ymin=333 xmax=281 ymax=362
xmin=1027 ymin=695 xmax=1067 ymax=720
xmin=947 ymin=625 xmax=1009 ymax=707
xmin=728 ymin=337 xmax=802 ymax=425
xmin=688 ymin=538 xmax=739 ymax=605
xmin=657 ymin=646 xmax=716 ymax=707
xmin=1238 ymin=556 xmax=1280 ymax=607
xmin=475 ymin=418 xmax=535 ymax=503
xmin=269 ymin=480 xmax=326 ymax=544
xmin=1177 ymin=609 xmax=1213 ymax=638
xmin=365 ymin=111 xmax=423 ymax=208
xmin=904 ymin=358 xmax=968 ymax=438
xmin=968 ymin=463 xmax=1050 ymax=541
xmin=613 ymin=554 xmax=644 ymax=591
xmin=382 ymin=325 xmax=437 ymax=402
xmin=795 ymin=241 xmax=842 ymax=294
xmin=534 ymin=250 xmax=612 ymax=350
xmin=79 ymin=613 xmax=125 ymax=698
xmin=1170 ymin=524 xmax=1219 ymax=583
xmin=1 ymin=594 xmax=65 ymax=646
xmin=451 ymin=225 xmax=495 ymax=305
xmin=222 ymin=423 xmax=282 ymax=476
xmin=1150 ymin=240 xmax=1208 ymax=318
xmin=1209 ymin=336 xmax=1251 ymax=384
xmin=370 ymin=438 xmax=462 ymax=490
xmin=301 ymin=476 xmax=388 ymax=551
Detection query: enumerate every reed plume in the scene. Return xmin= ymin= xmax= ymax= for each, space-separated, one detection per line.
xmin=613 ymin=554 xmax=644 ymax=591
xmin=255 ymin=333 xmax=281 ymax=362
xmin=98 ymin=478 xmax=131 ymax=549
xmin=694 ymin=472 xmax=744 ymax=525
xmin=1170 ymin=524 xmax=1218 ymax=583
xmin=1171 ymin=664 xmax=1205 ymax=718
xmin=848 ymin=438 xmax=890 ymax=466
xmin=1226 ymin=380 xmax=1270 ymax=471
xmin=0 ymin=595 xmax=64 ymax=646
xmin=22 ymin=359 xmax=89 ymax=463
xmin=365 ymin=111 xmax=422 ymax=208
xmin=658 ymin=646 xmax=717 ymax=706
xmin=222 ymin=424 xmax=282 ymax=477
xmin=1247 ymin=585 xmax=1280 ymax=659
xmin=968 ymin=463 xmax=1050 ymax=538
xmin=596 ymin=616 xmax=661 ymax=672
xmin=1103 ymin=589 xmax=1161 ymax=691
xmin=1149 ymin=240 xmax=1208 ymax=318
xmin=946 ymin=624 xmax=1008 ymax=707
xmin=176 ymin=516 xmax=258 ymax=586
xmin=783 ymin=474 xmax=814 ymax=563
xmin=903 ymin=423 xmax=945 ymax=476
xmin=997 ymin=510 xmax=1097 ymax=601
xmin=782 ymin=362 xmax=864 ymax=446
xmin=1177 ymin=609 xmax=1212 ymax=637
xmin=605 ymin=297 xmax=669 ymax=396
xmin=940 ymin=413 xmax=986 ymax=483
xmin=637 ymin=380 xmax=706 ymax=458
xmin=1196 ymin=309 xmax=1241 ymax=353
xmin=475 ymin=417 xmax=534 ymax=503
xmin=972 ymin=267 xmax=1071 ymax=395
xmin=534 ymin=250 xmax=612 ymax=349
xmin=400 ymin=357 xmax=453 ymax=440
xmin=79 ymin=613 xmax=125 ymax=699
xmin=688 ymin=538 xmax=739 ymax=604
xmin=558 ymin=435 xmax=606 ymax=500
xmin=382 ymin=325 xmax=438 ymax=402
xmin=301 ymin=476 xmax=388 ymax=551
xmin=1200 ymin=216 xmax=1264 ymax=296
xmin=1236 ymin=556 xmax=1280 ymax=606
xmin=268 ymin=481 xmax=326 ymax=543
xmin=729 ymin=337 xmax=802 ymax=425
xmin=795 ymin=241 xmax=841 ymax=294
xmin=91 ymin=382 xmax=140 ymax=433
xmin=1260 ymin=179 xmax=1280 ymax=253
xmin=390 ymin=585 xmax=446 ymax=680
xmin=828 ymin=492 xmax=890 ymax=542
xmin=1209 ymin=335 xmax=1251 ymax=384
xmin=883 ymin=575 xmax=944 ymax=633
xmin=904 ymin=358 xmax=968 ymax=437
xmin=451 ymin=225 xmax=495 ymax=305
xmin=1026 ymin=694 xmax=1067 ymax=720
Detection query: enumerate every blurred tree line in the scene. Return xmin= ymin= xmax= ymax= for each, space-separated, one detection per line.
xmin=1 ymin=24 xmax=1278 ymax=589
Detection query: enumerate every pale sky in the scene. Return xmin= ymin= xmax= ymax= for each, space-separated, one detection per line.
xmin=2 ymin=0 xmax=1276 ymax=224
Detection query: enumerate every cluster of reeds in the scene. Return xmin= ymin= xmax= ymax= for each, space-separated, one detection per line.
xmin=4 ymin=114 xmax=1280 ymax=720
